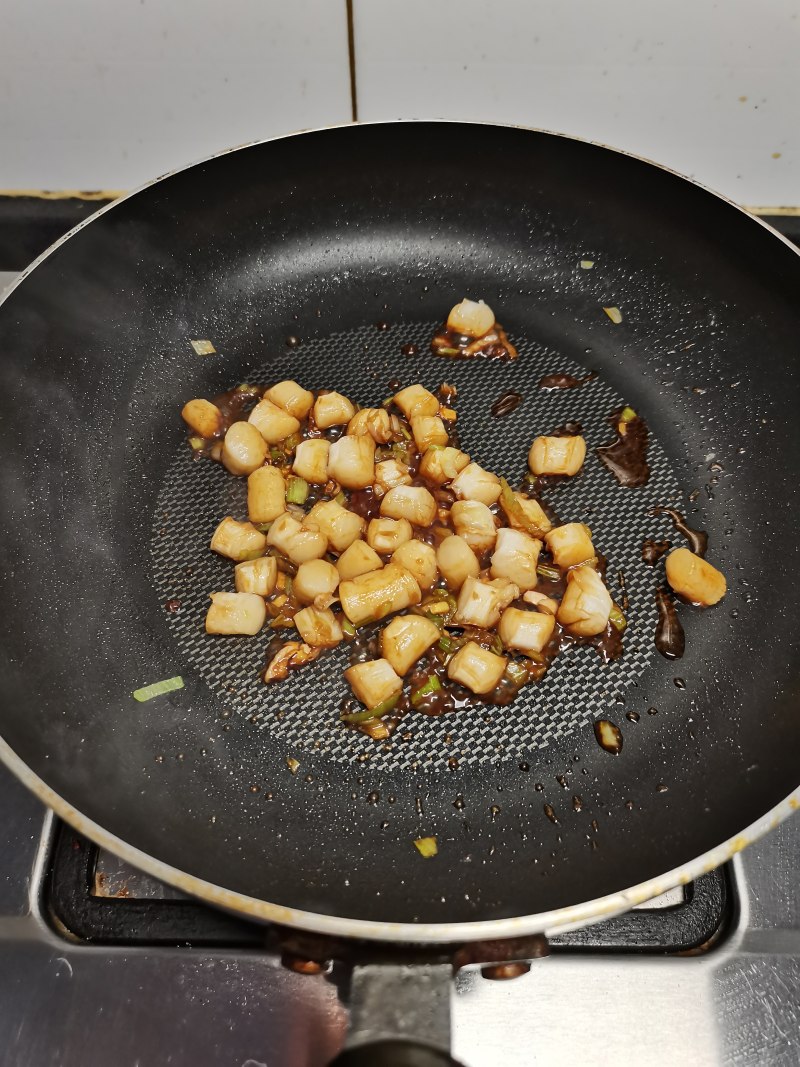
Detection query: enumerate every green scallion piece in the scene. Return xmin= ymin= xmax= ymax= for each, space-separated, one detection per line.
xmin=609 ymin=604 xmax=628 ymax=632
xmin=411 ymin=674 xmax=441 ymax=707
xmin=505 ymin=660 xmax=529 ymax=685
xmin=133 ymin=676 xmax=184 ymax=702
xmin=341 ymin=692 xmax=400 ymax=723
xmin=489 ymin=634 xmax=504 ymax=657
xmin=438 ymin=635 xmax=454 ymax=653
xmin=286 ymin=476 xmax=309 ymax=505
xmin=620 ymin=406 xmax=637 ymax=423
xmin=437 ymin=347 xmax=460 ymax=356
xmin=282 ymin=432 xmax=302 ymax=452
xmin=536 ymin=562 xmax=561 ymax=582
xmin=333 ymin=490 xmax=347 ymax=507
xmin=342 ymin=617 xmax=357 ymax=636
xmin=270 ymin=447 xmax=283 ymax=463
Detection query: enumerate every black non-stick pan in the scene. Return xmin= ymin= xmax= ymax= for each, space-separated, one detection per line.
xmin=1 ymin=122 xmax=799 ymax=962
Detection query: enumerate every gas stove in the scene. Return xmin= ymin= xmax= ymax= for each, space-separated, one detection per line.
xmin=2 ymin=214 xmax=800 ymax=1065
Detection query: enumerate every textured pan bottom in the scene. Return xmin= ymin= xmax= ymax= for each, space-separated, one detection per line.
xmin=151 ymin=320 xmax=681 ymax=770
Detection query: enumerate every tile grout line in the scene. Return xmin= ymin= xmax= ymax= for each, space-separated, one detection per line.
xmin=346 ymin=0 xmax=358 ymax=122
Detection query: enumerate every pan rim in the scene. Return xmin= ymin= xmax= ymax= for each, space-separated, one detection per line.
xmin=2 ymin=119 xmax=800 ymax=943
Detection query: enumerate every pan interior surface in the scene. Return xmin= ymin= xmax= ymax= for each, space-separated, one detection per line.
xmin=1 ymin=122 xmax=799 ymax=932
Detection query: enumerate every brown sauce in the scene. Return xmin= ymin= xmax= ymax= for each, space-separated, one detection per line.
xmin=594 ymin=719 xmax=623 ymax=754
xmin=642 ymin=538 xmax=670 ymax=565
xmin=430 ymin=322 xmax=518 ymax=361
xmin=538 ymin=371 xmax=597 ymax=390
xmin=348 ymin=487 xmax=382 ymax=521
xmin=650 ymin=507 xmax=708 ymax=557
xmin=490 ymin=391 xmax=523 ymax=418
xmin=654 ymin=588 xmax=685 ymax=659
xmin=596 ymin=408 xmax=650 ymax=487
xmin=550 ymin=421 xmax=583 ymax=438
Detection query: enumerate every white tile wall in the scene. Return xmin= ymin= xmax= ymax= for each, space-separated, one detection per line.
xmin=353 ymin=0 xmax=800 ymax=207
xmin=0 ymin=0 xmax=351 ymax=191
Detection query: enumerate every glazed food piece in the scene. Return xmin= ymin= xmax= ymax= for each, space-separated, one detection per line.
xmin=179 ymin=305 xmax=687 ymax=742
xmin=431 ymin=298 xmax=518 ymax=360
xmin=665 ymin=548 xmax=726 ymax=606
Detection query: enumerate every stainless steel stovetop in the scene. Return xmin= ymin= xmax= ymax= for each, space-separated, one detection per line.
xmin=1 ymin=268 xmax=799 ymax=1067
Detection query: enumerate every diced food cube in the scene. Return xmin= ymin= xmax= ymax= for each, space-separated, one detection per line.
xmin=327 ymin=435 xmax=375 ymax=489
xmin=381 ymin=615 xmax=441 ymax=676
xmin=545 ymin=523 xmax=595 ymax=569
xmin=265 ymin=380 xmax=314 ymax=419
xmin=528 ymin=435 xmax=586 ymax=476
xmin=234 ymin=556 xmax=278 ymax=596
xmin=336 ymin=539 xmax=384 ymax=581
xmin=182 ymin=398 xmax=223 ymax=438
xmin=205 ymin=592 xmax=266 ymax=635
xmin=447 ymin=641 xmax=507 ymax=694
xmin=210 ymin=517 xmax=267 ymax=561
xmin=450 ymin=462 xmax=501 ymax=505
xmin=498 ymin=607 xmax=555 ymax=653
xmin=247 ymin=466 xmax=286 ymax=523
xmin=344 ymin=658 xmax=403 ymax=709
xmin=339 ymin=563 xmax=421 ymax=626
xmin=294 ymin=606 xmax=343 ymax=648
xmin=490 ymin=528 xmax=542 ymax=591
xmin=557 ymin=566 xmax=613 ymax=636
xmin=293 ymin=439 xmax=330 ymax=484
xmin=314 ymin=391 xmax=355 ymax=429
xmin=380 ymin=485 xmax=437 ymax=526
xmin=665 ymin=548 xmax=726 ymax=606
xmin=436 ymin=534 xmax=480 ymax=590
xmin=248 ymin=398 xmax=300 ymax=444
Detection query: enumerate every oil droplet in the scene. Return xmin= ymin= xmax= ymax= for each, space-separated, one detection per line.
xmin=556 ymin=774 xmax=568 ymax=788
xmin=543 ymin=804 xmax=558 ymax=824
xmin=380 ymin=820 xmax=389 ymax=829
xmin=490 ymin=805 xmax=501 ymax=819
xmin=249 ymin=784 xmax=260 ymax=793
xmin=286 ymin=335 xmax=300 ymax=347
xmin=625 ymin=800 xmax=634 ymax=810
xmin=656 ymin=783 xmax=669 ymax=793
xmin=453 ymin=795 xmax=465 ymax=810
xmin=594 ymin=720 xmax=623 ymax=754
xmin=647 ymin=707 xmax=659 ymax=716
xmin=367 ymin=791 xmax=380 ymax=805
xmin=674 ymin=678 xmax=686 ymax=689
xmin=534 ymin=782 xmax=544 ymax=792
xmin=626 ymin=710 xmax=640 ymax=723
xmin=154 ymin=754 xmax=164 ymax=764
xmin=447 ymin=757 xmax=459 ymax=771
xmin=572 ymin=795 xmax=583 ymax=812
xmin=519 ymin=761 xmax=530 ymax=772
xmin=387 ymin=795 xmax=396 ymax=805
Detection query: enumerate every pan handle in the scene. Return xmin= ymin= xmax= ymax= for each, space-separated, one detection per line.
xmin=328 ymin=962 xmax=463 ymax=1067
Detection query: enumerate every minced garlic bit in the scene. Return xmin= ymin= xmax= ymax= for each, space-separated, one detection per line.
xmin=413 ymin=836 xmax=438 ymax=858
xmin=603 ymin=307 xmax=623 ymax=324
xmin=190 ymin=339 xmax=217 ymax=356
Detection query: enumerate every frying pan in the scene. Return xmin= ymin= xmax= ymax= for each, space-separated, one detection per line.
xmin=1 ymin=121 xmax=800 ymax=1062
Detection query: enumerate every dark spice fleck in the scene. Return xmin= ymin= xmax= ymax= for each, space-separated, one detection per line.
xmin=164 ymin=598 xmax=182 ymax=613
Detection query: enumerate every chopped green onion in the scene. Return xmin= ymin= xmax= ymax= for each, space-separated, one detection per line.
xmin=333 ymin=490 xmax=347 ymax=507
xmin=396 ymin=425 xmax=412 ymax=441
xmin=620 ymin=406 xmax=637 ymax=423
xmin=255 ymin=522 xmax=273 ymax=533
xmin=609 ymin=604 xmax=628 ymax=632
xmin=603 ymin=306 xmax=623 ymax=324
xmin=536 ymin=562 xmax=562 ymax=582
xmin=489 ymin=634 xmax=504 ymax=657
xmin=133 ymin=676 xmax=184 ymax=702
xmin=235 ymin=382 xmax=258 ymax=393
xmin=282 ymin=432 xmax=302 ymax=452
xmin=505 ymin=660 xmax=529 ymax=685
xmin=423 ymin=611 xmax=445 ymax=629
xmin=411 ymin=674 xmax=441 ymax=707
xmin=498 ymin=477 xmax=547 ymax=538
xmin=436 ymin=347 xmax=460 ymax=356
xmin=437 ymin=635 xmax=454 ymax=653
xmin=341 ymin=692 xmax=400 ymax=723
xmin=270 ymin=447 xmax=283 ymax=463
xmin=427 ymin=443 xmax=445 ymax=451
xmin=286 ymin=476 xmax=309 ymax=505
xmin=414 ymin=836 xmax=438 ymax=858
xmin=342 ymin=617 xmax=357 ymax=636
xmin=188 ymin=435 xmax=204 ymax=450
xmin=580 ymin=259 xmax=594 ymax=270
